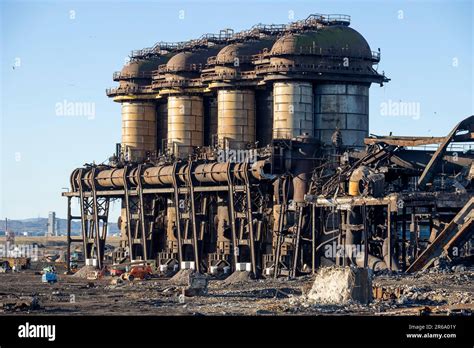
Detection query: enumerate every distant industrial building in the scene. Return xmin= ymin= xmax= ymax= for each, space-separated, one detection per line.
xmin=47 ymin=212 xmax=57 ymax=237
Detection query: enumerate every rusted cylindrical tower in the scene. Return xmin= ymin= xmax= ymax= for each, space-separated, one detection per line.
xmin=314 ymin=84 xmax=369 ymax=149
xmin=209 ymin=40 xmax=276 ymax=149
xmin=109 ymin=58 xmax=169 ymax=161
xmin=121 ymin=101 xmax=157 ymax=161
xmin=272 ymin=81 xmax=313 ymax=139
xmin=265 ymin=24 xmax=383 ymax=148
xmin=153 ymin=49 xmax=223 ymax=157
xmin=167 ymin=95 xmax=204 ymax=156
xmin=217 ymin=89 xmax=255 ymax=149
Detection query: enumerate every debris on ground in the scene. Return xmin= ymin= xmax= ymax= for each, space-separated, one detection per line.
xmin=1 ymin=295 xmax=40 ymax=312
xmin=183 ymin=273 xmax=209 ymax=296
xmin=169 ymin=269 xmax=195 ymax=286
xmin=223 ymin=271 xmax=254 ymax=286
xmin=110 ymin=277 xmax=123 ymax=286
xmin=73 ymin=265 xmax=98 ymax=279
xmin=0 ymin=258 xmax=472 ymax=316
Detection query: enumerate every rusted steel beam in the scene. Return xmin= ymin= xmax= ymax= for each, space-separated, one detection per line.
xmin=77 ymin=169 xmax=89 ymax=262
xmin=364 ymin=136 xmax=446 ymax=146
xmin=137 ymin=164 xmax=148 ymax=261
xmin=242 ymin=163 xmax=257 ymax=276
xmin=365 ymin=116 xmax=473 ymax=147
xmin=226 ymin=163 xmax=239 ymax=272
xmin=418 ymin=115 xmax=474 ymax=189
xmin=406 ymin=197 xmax=474 ymax=272
xmin=171 ymin=162 xmax=184 ymax=267
xmin=122 ymin=167 xmax=134 ymax=263
xmin=66 ymin=197 xmax=72 ymax=273
xmin=90 ymin=168 xmax=103 ymax=269
xmin=186 ymin=161 xmax=200 ymax=273
xmin=62 ymin=185 xmax=247 ymax=197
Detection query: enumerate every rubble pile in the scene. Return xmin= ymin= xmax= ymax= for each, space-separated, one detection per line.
xmin=223 ymin=271 xmax=254 ymax=286
xmin=307 ymin=267 xmax=372 ymax=305
xmin=73 ymin=265 xmax=98 ymax=279
xmin=169 ymin=269 xmax=195 ymax=286
xmin=0 ymin=295 xmax=40 ymax=312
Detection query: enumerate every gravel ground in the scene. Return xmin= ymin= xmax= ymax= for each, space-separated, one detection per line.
xmin=0 ymin=264 xmax=472 ymax=316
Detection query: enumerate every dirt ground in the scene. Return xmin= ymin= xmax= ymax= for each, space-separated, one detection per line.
xmin=0 ymin=266 xmax=472 ymax=316
xmin=0 ymin=237 xmax=472 ymax=316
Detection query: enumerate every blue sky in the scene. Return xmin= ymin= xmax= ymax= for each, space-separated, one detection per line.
xmin=1 ymin=0 xmax=472 ymax=221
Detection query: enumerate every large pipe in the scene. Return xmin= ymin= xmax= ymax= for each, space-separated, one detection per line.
xmin=356 ymin=254 xmax=388 ymax=271
xmin=95 ymin=168 xmax=126 ymax=188
xmin=141 ymin=165 xmax=175 ymax=186
xmin=76 ymin=159 xmax=273 ymax=190
xmin=289 ymin=136 xmax=317 ymax=203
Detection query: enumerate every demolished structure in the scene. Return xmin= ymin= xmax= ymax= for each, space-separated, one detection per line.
xmin=62 ymin=13 xmax=474 ymax=279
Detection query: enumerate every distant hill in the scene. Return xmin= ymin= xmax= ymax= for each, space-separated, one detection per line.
xmin=0 ymin=218 xmax=119 ymax=236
